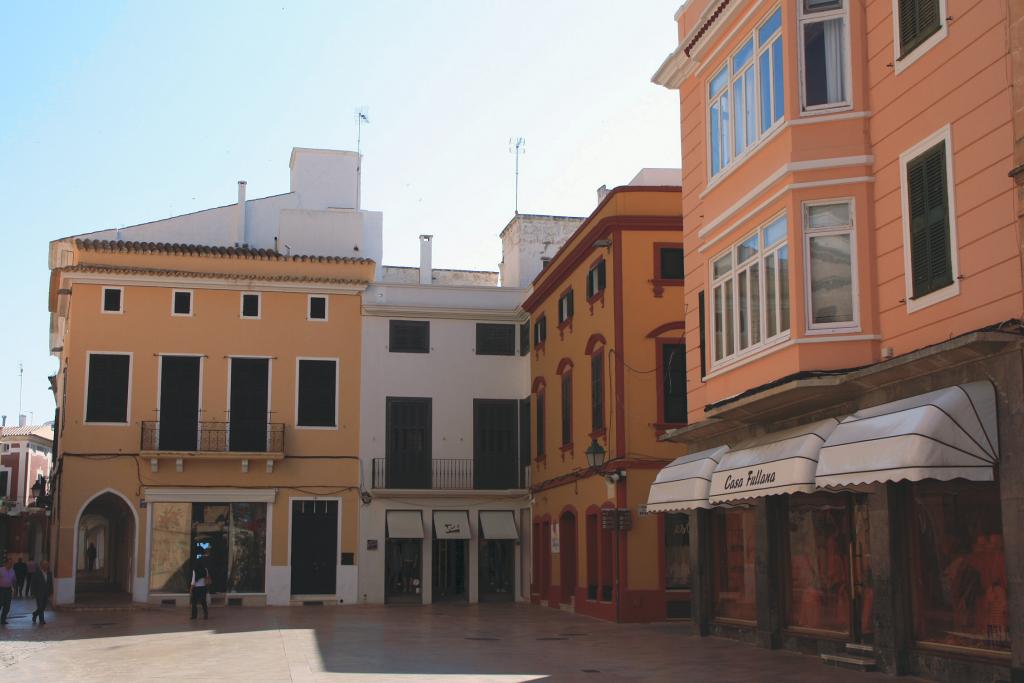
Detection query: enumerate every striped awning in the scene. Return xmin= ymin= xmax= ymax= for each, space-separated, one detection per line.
xmin=646 ymin=447 xmax=729 ymax=512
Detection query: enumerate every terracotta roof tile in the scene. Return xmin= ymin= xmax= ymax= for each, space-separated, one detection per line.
xmin=74 ymin=239 xmax=375 ymax=265
xmin=59 ymin=263 xmax=371 ymax=286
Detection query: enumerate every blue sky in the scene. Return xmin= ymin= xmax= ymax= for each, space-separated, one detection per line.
xmin=0 ymin=1 xmax=682 ymax=424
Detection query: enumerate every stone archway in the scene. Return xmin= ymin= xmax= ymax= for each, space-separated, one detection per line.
xmin=75 ymin=491 xmax=135 ymax=600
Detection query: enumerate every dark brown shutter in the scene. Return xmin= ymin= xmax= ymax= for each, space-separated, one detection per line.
xmin=476 ymin=323 xmax=516 ymax=355
xmin=698 ymin=291 xmax=707 ymax=378
xmin=536 ymin=392 xmax=545 ymax=459
xmin=899 ymin=0 xmax=941 ymax=56
xmin=907 ymin=142 xmax=952 ymax=299
xmin=561 ymin=373 xmax=572 ymax=446
xmin=86 ymin=354 xmax=130 ymax=423
xmin=389 ymin=320 xmax=430 ymax=353
xmin=297 ymin=359 xmax=336 ymax=427
xmin=520 ymin=321 xmax=530 ymax=356
xmin=591 ymin=353 xmax=604 ymax=430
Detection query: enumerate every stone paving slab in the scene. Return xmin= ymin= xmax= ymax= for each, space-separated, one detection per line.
xmin=0 ymin=597 xmax=928 ymax=682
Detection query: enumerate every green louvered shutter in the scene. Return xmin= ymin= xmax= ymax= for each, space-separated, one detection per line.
xmin=907 ymin=142 xmax=953 ymax=299
xmin=899 ymin=0 xmax=942 ymax=57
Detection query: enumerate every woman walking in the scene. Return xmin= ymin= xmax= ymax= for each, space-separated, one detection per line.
xmin=190 ymin=553 xmax=211 ymax=620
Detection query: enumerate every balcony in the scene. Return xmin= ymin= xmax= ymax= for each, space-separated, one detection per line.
xmin=140 ymin=421 xmax=285 ymax=470
xmin=371 ymin=458 xmax=526 ymax=491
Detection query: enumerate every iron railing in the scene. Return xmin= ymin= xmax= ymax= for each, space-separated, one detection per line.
xmin=141 ymin=421 xmax=284 ymax=453
xmin=371 ymin=458 xmax=525 ymax=490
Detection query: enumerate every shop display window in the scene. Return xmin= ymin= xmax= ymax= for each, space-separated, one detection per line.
xmin=711 ymin=507 xmax=757 ymax=621
xmin=908 ymin=481 xmax=1009 ymax=652
xmin=785 ymin=493 xmax=851 ymax=633
xmin=664 ymin=513 xmax=691 ymax=590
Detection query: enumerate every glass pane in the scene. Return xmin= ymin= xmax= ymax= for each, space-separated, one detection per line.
xmin=803 ymin=18 xmax=845 ymax=107
xmin=193 ymin=503 xmax=230 ymax=594
xmin=665 ymin=513 xmax=692 ymax=590
xmin=710 ymin=103 xmax=721 ymax=176
xmin=779 ymin=245 xmax=790 ymax=333
xmin=713 ymin=253 xmax=733 ymax=278
xmin=720 ymin=91 xmax=731 ymax=168
xmin=149 ymin=502 xmax=191 ymax=593
xmin=764 ymin=216 xmax=787 ymax=246
xmin=807 ymin=202 xmax=851 ymax=230
xmin=228 ymin=502 xmax=267 ymax=593
xmin=737 ymin=234 xmax=760 ymax=263
xmin=712 ymin=508 xmax=757 ymax=621
xmin=733 ymin=39 xmax=754 ymax=70
xmin=714 ymin=286 xmax=724 ymax=361
xmin=738 ymin=270 xmax=749 ymax=350
xmin=765 ymin=253 xmax=778 ymax=338
xmin=787 ymin=494 xmax=852 ymax=633
xmin=710 ymin=65 xmax=729 ymax=98
xmin=810 ymin=234 xmax=854 ymax=324
xmin=772 ymin=39 xmax=785 ymax=122
xmin=745 ymin=68 xmax=757 ymax=146
xmin=758 ymin=8 xmax=782 ymax=44
xmin=724 ymin=279 xmax=735 ymax=356
xmin=750 ymin=263 xmax=761 ymax=344
xmin=759 ymin=51 xmax=772 ymax=134
xmin=909 ymin=481 xmax=1009 ymax=652
xmin=733 ymin=80 xmax=746 ymax=158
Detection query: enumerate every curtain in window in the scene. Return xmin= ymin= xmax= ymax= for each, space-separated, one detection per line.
xmin=823 ymin=19 xmax=844 ymax=103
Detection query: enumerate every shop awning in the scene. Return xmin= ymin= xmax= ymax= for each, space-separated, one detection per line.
xmin=646 ymin=446 xmax=729 ymax=512
xmin=433 ymin=510 xmax=472 ymax=539
xmin=479 ymin=510 xmax=519 ymax=540
xmin=386 ymin=510 xmax=424 ymax=539
xmin=816 ymin=381 xmax=999 ymax=488
xmin=709 ymin=419 xmax=840 ymax=505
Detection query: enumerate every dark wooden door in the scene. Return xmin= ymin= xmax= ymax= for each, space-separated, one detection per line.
xmin=385 ymin=398 xmax=431 ymax=489
xmin=474 ymin=399 xmax=519 ymax=489
xmin=229 ymin=358 xmax=269 ymax=452
xmin=560 ymin=512 xmax=577 ymax=604
xmin=290 ymin=500 xmax=338 ymax=595
xmin=159 ymin=356 xmax=200 ymax=450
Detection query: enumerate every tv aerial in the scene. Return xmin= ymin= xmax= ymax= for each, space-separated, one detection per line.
xmin=509 ymin=137 xmax=526 ymax=214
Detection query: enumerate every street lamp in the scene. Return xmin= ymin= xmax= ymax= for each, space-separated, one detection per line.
xmin=585 ymin=439 xmax=606 ymax=469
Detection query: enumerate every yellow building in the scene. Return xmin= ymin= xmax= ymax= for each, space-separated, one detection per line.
xmin=523 ymin=174 xmax=685 ymax=622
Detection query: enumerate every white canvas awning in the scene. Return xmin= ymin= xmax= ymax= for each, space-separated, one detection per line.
xmin=709 ymin=419 xmax=839 ymax=505
xmin=386 ymin=510 xmax=424 ymax=539
xmin=816 ymin=381 xmax=999 ymax=488
xmin=646 ymin=446 xmax=729 ymax=512
xmin=479 ymin=510 xmax=519 ymax=540
xmin=433 ymin=510 xmax=472 ymax=539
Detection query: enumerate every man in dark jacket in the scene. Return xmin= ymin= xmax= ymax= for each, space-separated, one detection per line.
xmin=31 ymin=559 xmax=53 ymax=625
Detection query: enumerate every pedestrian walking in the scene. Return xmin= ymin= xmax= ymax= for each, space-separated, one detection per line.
xmin=13 ymin=557 xmax=27 ymax=597
xmin=0 ymin=557 xmax=15 ymax=625
xmin=190 ymin=554 xmax=211 ymax=620
xmin=86 ymin=542 xmax=97 ymax=572
xmin=25 ymin=558 xmax=36 ymax=598
xmin=31 ymin=560 xmax=53 ymax=625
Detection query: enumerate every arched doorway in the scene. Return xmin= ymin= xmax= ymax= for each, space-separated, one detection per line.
xmin=76 ymin=491 xmax=135 ymax=601
xmin=559 ymin=510 xmax=577 ymax=605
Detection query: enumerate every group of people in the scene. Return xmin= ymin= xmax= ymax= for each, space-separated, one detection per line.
xmin=0 ymin=556 xmax=54 ymax=625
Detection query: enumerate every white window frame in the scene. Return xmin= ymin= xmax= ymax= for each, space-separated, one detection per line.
xmin=83 ymin=351 xmax=133 ymax=426
xmin=171 ymin=289 xmax=194 ymax=317
xmin=307 ymin=295 xmax=329 ymax=322
xmin=240 ymin=292 xmax=262 ymax=320
xmin=891 ymin=0 xmax=948 ymax=75
xmin=706 ymin=5 xmax=785 ymax=180
xmin=797 ymin=0 xmax=853 ymax=115
xmin=294 ymin=357 xmax=340 ymax=430
xmin=898 ymin=124 xmax=960 ymax=313
xmin=802 ymin=198 xmax=860 ymax=334
xmin=101 ymin=286 xmax=124 ymax=315
xmin=709 ymin=213 xmax=791 ymax=368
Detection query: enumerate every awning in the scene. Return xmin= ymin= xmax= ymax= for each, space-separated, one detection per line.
xmin=646 ymin=446 xmax=729 ymax=512
xmin=816 ymin=381 xmax=999 ymax=487
xmin=386 ymin=510 xmax=424 ymax=539
xmin=433 ymin=510 xmax=472 ymax=539
xmin=479 ymin=510 xmax=519 ymax=540
xmin=709 ymin=419 xmax=839 ymax=505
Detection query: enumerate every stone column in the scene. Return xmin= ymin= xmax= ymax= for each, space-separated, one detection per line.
xmin=867 ymin=482 xmax=910 ymax=675
xmin=689 ymin=508 xmax=713 ymax=636
xmin=754 ymin=498 xmax=783 ymax=649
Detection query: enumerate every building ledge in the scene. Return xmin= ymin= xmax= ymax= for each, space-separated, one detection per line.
xmin=141 ymin=451 xmax=284 ymax=461
xmin=369 ymin=488 xmax=530 ymax=499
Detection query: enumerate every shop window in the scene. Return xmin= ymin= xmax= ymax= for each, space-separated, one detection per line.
xmin=476 ymin=323 xmax=516 ymax=356
xmin=664 ymin=512 xmax=692 ymax=590
xmin=102 ymin=287 xmax=123 ymax=313
xmin=799 ymin=0 xmax=849 ymax=112
xmin=804 ymin=200 xmax=857 ymax=329
xmin=533 ymin=315 xmax=547 ymax=348
xmin=590 ymin=351 xmax=604 ymax=431
xmin=308 ymin=295 xmax=327 ymax=321
xmin=389 ymin=320 xmax=429 ymax=353
xmin=659 ymin=343 xmax=686 ymax=425
xmin=586 ymin=260 xmax=606 ymax=300
xmin=785 ymin=493 xmax=851 ymax=633
xmin=711 ymin=507 xmax=757 ymax=622
xmin=586 ymin=512 xmax=599 ymax=600
xmin=172 ymin=290 xmax=193 ymax=316
xmin=85 ymin=352 xmax=131 ymax=424
xmin=558 ymin=289 xmax=574 ymax=326
xmin=148 ymin=501 xmax=267 ymax=594
xmin=908 ymin=480 xmax=1009 ymax=652
xmin=296 ymin=359 xmax=337 ymax=428
xmin=241 ymin=292 xmax=261 ymax=319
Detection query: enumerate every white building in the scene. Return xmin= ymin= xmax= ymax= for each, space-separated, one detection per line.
xmin=358 ymin=220 xmax=580 ymax=604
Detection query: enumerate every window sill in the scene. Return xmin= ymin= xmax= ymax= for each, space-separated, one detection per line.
xmin=706 ymin=333 xmax=791 ymax=380
xmin=701 ymin=119 xmax=787 ymax=199
xmin=652 ymin=422 xmax=686 ymax=436
xmin=894 ymin=24 xmax=947 ymax=76
xmin=533 ymin=342 xmax=546 ymax=358
xmin=559 ymin=442 xmax=574 ymax=455
xmin=557 ymin=319 xmax=573 ymax=339
xmin=587 ymin=291 xmax=605 ymax=313
xmin=905 ymin=279 xmax=960 ymax=314
xmin=651 ymin=278 xmax=683 ymax=298
xmin=803 ymin=324 xmax=861 ymax=336
xmin=588 ymin=428 xmax=607 ymax=440
xmin=798 ymin=102 xmax=852 ymax=118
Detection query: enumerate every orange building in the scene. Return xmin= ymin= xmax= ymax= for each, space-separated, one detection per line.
xmin=523 ymin=174 xmax=685 ymax=622
xmin=650 ymin=1 xmax=1023 ymax=680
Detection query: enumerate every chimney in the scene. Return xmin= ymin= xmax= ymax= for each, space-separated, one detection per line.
xmin=18 ymin=414 xmax=27 ymax=427
xmin=419 ymin=235 xmax=433 ymax=285
xmin=1 ymin=415 xmax=6 ymax=427
xmin=236 ymin=180 xmax=247 ymax=246
xmin=597 ymin=184 xmax=610 ymax=203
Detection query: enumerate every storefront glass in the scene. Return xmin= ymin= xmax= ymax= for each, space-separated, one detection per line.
xmin=908 ymin=481 xmax=1009 ymax=652
xmin=664 ymin=512 xmax=691 ymax=590
xmin=786 ymin=493 xmax=850 ymax=633
xmin=711 ymin=507 xmax=756 ymax=621
xmin=148 ymin=501 xmax=266 ymax=594
xmin=385 ymin=539 xmax=422 ymax=602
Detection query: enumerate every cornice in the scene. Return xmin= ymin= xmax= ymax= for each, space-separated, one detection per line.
xmin=59 ymin=267 xmax=369 ymax=295
xmin=361 ymin=304 xmax=528 ymax=322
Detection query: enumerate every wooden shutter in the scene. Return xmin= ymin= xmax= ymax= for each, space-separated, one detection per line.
xmin=586 ymin=269 xmax=595 ymax=299
xmin=297 ymin=359 xmax=337 ymax=427
xmin=698 ymin=291 xmax=707 ymax=378
xmin=907 ymin=142 xmax=952 ymax=299
xmin=598 ymin=260 xmax=606 ymax=290
xmin=520 ymin=321 xmax=530 ymax=356
xmin=899 ymin=0 xmax=941 ymax=56
xmin=536 ymin=392 xmax=546 ymax=459
xmin=591 ymin=353 xmax=604 ymax=430
xmin=86 ymin=354 xmax=130 ymax=423
xmin=561 ymin=373 xmax=572 ymax=446
xmin=476 ymin=323 xmax=516 ymax=356
xmin=567 ymin=290 xmax=574 ymax=318
xmin=389 ymin=320 xmax=429 ymax=353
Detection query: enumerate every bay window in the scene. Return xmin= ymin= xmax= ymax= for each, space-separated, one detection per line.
xmin=711 ymin=215 xmax=789 ymax=364
xmin=709 ymin=7 xmax=784 ymax=178
xmin=804 ymin=200 xmax=857 ymax=330
xmin=799 ymin=0 xmax=850 ymax=112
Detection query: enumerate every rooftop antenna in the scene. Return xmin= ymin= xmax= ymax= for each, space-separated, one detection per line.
xmin=355 ymin=107 xmax=370 ymax=157
xmin=509 ymin=137 xmax=526 ymax=214
xmin=17 ymin=362 xmax=23 ymax=418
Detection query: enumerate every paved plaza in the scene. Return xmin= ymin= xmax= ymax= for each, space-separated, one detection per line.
xmin=0 ymin=598 xmax=925 ymax=682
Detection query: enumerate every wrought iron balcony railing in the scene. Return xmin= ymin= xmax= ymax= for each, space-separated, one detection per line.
xmin=141 ymin=421 xmax=284 ymax=453
xmin=371 ymin=457 xmax=525 ymax=490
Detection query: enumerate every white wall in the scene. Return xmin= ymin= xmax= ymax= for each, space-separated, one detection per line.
xmin=499 ymin=215 xmax=583 ymax=288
